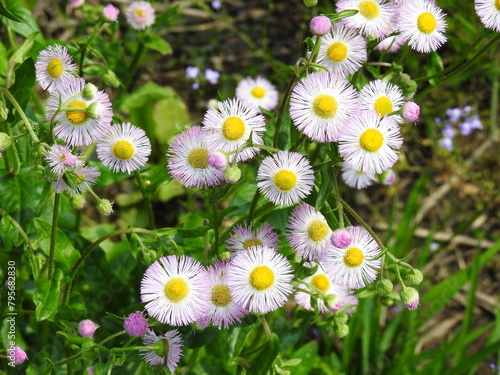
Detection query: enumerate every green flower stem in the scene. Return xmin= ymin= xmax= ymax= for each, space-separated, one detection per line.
xmin=248 ymin=189 xmax=261 ymax=223
xmin=212 ymin=203 xmax=220 ymax=259
xmin=308 ymin=35 xmax=322 ymax=65
xmin=79 ymin=20 xmax=105 ymax=77
xmin=332 ymin=168 xmax=344 ymax=229
xmin=253 ymin=144 xmax=281 ymax=153
xmin=203 ymin=220 xmax=210 ymax=266
xmin=273 ymin=75 xmax=299 ymax=148
xmin=0 ymin=87 xmax=40 ymax=143
xmin=134 ymin=170 xmax=156 ymax=229
xmin=47 ymin=353 xmax=82 ymax=370
xmin=490 ymin=52 xmax=500 ymax=135
xmin=112 ymin=346 xmax=157 ymax=353
xmin=394 ymin=263 xmax=407 ymax=290
xmin=128 ymin=41 xmax=145 ymax=88
xmin=48 ymin=193 xmax=60 ymax=281
xmin=98 ymin=330 xmax=126 ymax=346
xmin=260 ymin=315 xmax=272 ymax=339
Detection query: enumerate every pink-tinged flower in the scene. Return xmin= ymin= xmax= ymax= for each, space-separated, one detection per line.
xmin=103 ymin=4 xmax=120 ymax=22
xmin=286 ymin=204 xmax=332 ymax=261
xmin=140 ymin=255 xmax=210 ymax=326
xmin=226 ymin=224 xmax=280 ymax=256
xmin=9 ymin=346 xmax=28 ymax=366
xmin=141 ymin=329 xmax=183 ymax=372
xmin=78 ymin=319 xmax=99 ymax=338
xmin=375 ymin=34 xmax=407 ymax=53
xmin=45 ymin=144 xmax=84 ymax=176
xmin=124 ymin=311 xmax=148 ymax=337
xmin=310 ymin=15 xmax=332 ymax=36
xmin=341 ymin=162 xmax=377 ymax=189
xmin=35 ymin=44 xmax=77 ymax=92
xmin=289 ymin=71 xmax=359 ymax=143
xmin=197 ymin=261 xmax=248 ymax=329
xmin=338 ymin=111 xmax=403 ymax=175
xmin=227 ymin=246 xmax=293 ymax=314
xmin=402 ymin=101 xmax=420 ymax=122
xmin=125 ymin=1 xmax=155 ymax=30
xmin=52 ymin=165 xmax=100 ymax=195
xmin=378 ymin=168 xmax=396 ymax=185
xmin=71 ymin=0 xmax=84 ymax=8
xmin=207 ymin=151 xmax=228 ymax=170
xmin=166 ymin=126 xmax=224 ymax=188
xmin=321 ymin=226 xmax=381 ymax=289
xmin=330 ymin=228 xmax=352 ymax=248
xmin=400 ymin=287 xmax=420 ymax=310
xmin=45 ymin=77 xmax=113 ymax=146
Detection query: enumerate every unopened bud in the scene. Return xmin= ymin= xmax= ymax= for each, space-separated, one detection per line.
xmin=400 ymin=287 xmax=419 ymax=311
xmin=330 ymin=229 xmax=352 ymax=248
xmin=376 ymin=279 xmax=393 ymax=296
xmin=335 ymin=312 xmax=349 ymax=324
xmin=102 ymin=70 xmax=120 ymax=88
xmin=207 ymin=151 xmax=228 ymax=170
xmin=378 ymin=169 xmax=396 ymax=185
xmin=310 ymin=16 xmax=331 ymax=36
xmin=87 ymin=102 xmax=102 ymax=120
xmin=334 ymin=324 xmax=349 ymax=338
xmin=224 ymin=164 xmax=241 ymax=184
xmin=78 ymin=319 xmax=100 ymax=338
xmin=0 ymin=132 xmax=12 ymax=152
xmin=82 ymin=83 xmax=98 ymax=99
xmin=0 ymin=98 xmax=9 ymax=122
xmin=402 ymin=102 xmax=420 ymax=123
xmin=303 ymin=0 xmax=318 ymax=7
xmin=404 ymin=269 xmax=423 ymax=285
xmin=71 ymin=194 xmax=86 ymax=210
xmin=97 ymin=199 xmax=113 ymax=216
xmin=325 ymin=294 xmax=340 ymax=311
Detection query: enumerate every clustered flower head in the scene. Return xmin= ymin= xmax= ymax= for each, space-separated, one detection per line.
xmin=437 ymin=106 xmax=483 ymax=151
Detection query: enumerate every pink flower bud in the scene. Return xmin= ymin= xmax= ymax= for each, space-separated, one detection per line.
xmin=12 ymin=346 xmax=28 ymax=365
xmin=78 ymin=319 xmax=100 ymax=338
xmin=103 ymin=4 xmax=120 ymax=22
xmin=124 ymin=311 xmax=149 ymax=337
xmin=310 ymin=16 xmax=331 ymax=36
xmin=403 ymin=102 xmax=420 ymax=123
xmin=207 ymin=151 xmax=228 ymax=170
xmin=330 ymin=229 xmax=352 ymax=248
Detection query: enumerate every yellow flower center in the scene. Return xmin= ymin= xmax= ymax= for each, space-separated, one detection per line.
xmin=344 ymin=247 xmax=364 ymax=268
xmin=313 ymin=94 xmax=338 ymax=119
xmin=311 ymin=274 xmax=330 ymax=292
xmin=187 ymin=148 xmax=209 ymax=169
xmin=327 ymin=42 xmax=348 ymax=63
xmin=211 ymin=285 xmax=232 ymax=306
xmin=66 ymin=100 xmax=89 ymax=125
xmin=243 ymin=238 xmax=263 ymax=250
xmin=47 ymin=58 xmax=64 ymax=79
xmin=249 ymin=266 xmax=274 ymax=291
xmin=307 ymin=220 xmax=330 ymax=242
xmin=496 ymin=0 xmax=500 ymax=11
xmin=112 ymin=140 xmax=135 ymax=160
xmin=358 ymin=0 xmax=380 ymax=19
xmin=417 ymin=12 xmax=437 ymax=34
xmin=251 ymin=87 xmax=266 ymax=98
xmin=75 ymin=174 xmax=85 ymax=184
xmin=273 ymin=169 xmax=297 ymax=192
xmin=360 ymin=129 xmax=384 ymax=152
xmin=374 ymin=96 xmax=393 ymax=116
xmin=222 ymin=117 xmax=246 ymax=141
xmin=164 ymin=277 xmax=189 ymax=302
xmin=135 ymin=9 xmax=144 ymax=17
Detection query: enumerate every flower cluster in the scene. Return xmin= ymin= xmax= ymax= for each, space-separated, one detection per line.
xmin=437 ymin=106 xmax=483 ymax=151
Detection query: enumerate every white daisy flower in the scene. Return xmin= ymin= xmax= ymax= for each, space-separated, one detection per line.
xmin=317 ymin=23 xmax=367 ymax=77
xmin=140 ymin=329 xmax=183 ymax=372
xmin=226 ymin=224 xmax=280 ymax=256
xmin=321 ymin=226 xmax=381 ymax=289
xmin=125 ymin=1 xmax=156 ymax=30
xmin=236 ymin=76 xmax=279 ymax=112
xmin=197 ymin=261 xmax=248 ymax=329
xmin=202 ymin=98 xmax=266 ymax=162
xmin=45 ymin=77 xmax=113 ymax=146
xmin=140 ymin=255 xmax=210 ymax=326
xmin=52 ymin=165 xmax=100 ymax=195
xmin=295 ymin=262 xmax=352 ymax=313
xmin=256 ymin=150 xmax=315 ymax=207
xmin=35 ymin=44 xmax=77 ymax=92
xmin=166 ymin=126 xmax=224 ymax=188
xmin=341 ymin=162 xmax=376 ymax=189
xmin=96 ymin=122 xmax=152 ymax=174
xmin=360 ymin=79 xmax=405 ymax=125
xmin=475 ymin=0 xmax=500 ymax=32
xmin=397 ymin=0 xmax=447 ymax=53
xmin=336 ymin=0 xmax=396 ymax=39
xmin=227 ymin=246 xmax=293 ymax=314
xmin=45 ymin=144 xmax=84 ymax=176
xmin=338 ymin=111 xmax=403 ymax=174
xmin=286 ymin=204 xmax=332 ymax=261
xmin=289 ymin=71 xmax=359 ymax=142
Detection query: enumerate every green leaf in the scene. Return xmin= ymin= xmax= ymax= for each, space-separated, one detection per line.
xmin=57 ymin=330 xmax=93 ymax=346
xmin=5 ymin=57 xmax=36 ymax=123
xmin=247 ymin=333 xmax=281 ymax=375
xmin=141 ymin=164 xmax=171 ymax=198
xmin=315 ymin=165 xmax=334 ymax=211
xmin=0 ymin=42 xmax=7 ymax=76
xmin=289 ymin=341 xmax=318 ymax=375
xmin=425 ymin=51 xmax=444 ymax=86
xmin=3 ymin=0 xmax=42 ymax=39
xmin=33 ymin=268 xmax=63 ymax=321
xmin=178 ymin=225 xmax=211 ymax=238
xmin=227 ymin=325 xmax=253 ymax=357
xmin=0 ymin=1 xmax=22 ymax=22
xmin=142 ymin=33 xmax=172 ymax=55
xmin=32 ymin=218 xmax=80 ymax=273
xmin=326 ymin=9 xmax=359 ymax=22
xmin=10 ymin=31 xmax=39 ymax=64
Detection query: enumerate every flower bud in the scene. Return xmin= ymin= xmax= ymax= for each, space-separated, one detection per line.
xmin=102 ymin=70 xmax=120 ymax=87
xmin=310 ymin=16 xmax=331 ymax=36
xmin=334 ymin=324 xmax=349 ymax=338
xmin=82 ymin=83 xmax=97 ymax=99
xmin=71 ymin=194 xmax=86 ymax=210
xmin=10 ymin=346 xmax=28 ymax=366
xmin=376 ymin=279 xmax=393 ymax=296
xmin=402 ymin=102 xmax=420 ymax=123
xmin=207 ymin=151 xmax=228 ymax=170
xmin=78 ymin=319 xmax=100 ymax=338
xmin=334 ymin=312 xmax=349 ymax=324
xmin=378 ymin=169 xmax=396 ymax=185
xmin=87 ymin=102 xmax=102 ymax=120
xmin=97 ymin=199 xmax=114 ymax=216
xmin=124 ymin=311 xmax=149 ymax=337
xmin=0 ymin=97 xmax=8 ymax=122
xmin=325 ymin=294 xmax=340 ymax=311
xmin=303 ymin=0 xmax=318 ymax=7
xmin=0 ymin=132 xmax=12 ymax=152
xmin=400 ymin=287 xmax=420 ymax=311
xmin=404 ymin=269 xmax=423 ymax=285
xmin=330 ymin=229 xmax=352 ymax=248
xmin=224 ymin=164 xmax=241 ymax=184
xmin=103 ymin=4 xmax=120 ymax=22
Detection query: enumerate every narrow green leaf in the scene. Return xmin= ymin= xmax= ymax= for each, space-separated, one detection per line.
xmin=247 ymin=333 xmax=281 ymax=375
xmin=10 ymin=31 xmax=38 ymax=64
xmin=4 ymin=0 xmax=42 ymax=39
xmin=178 ymin=225 xmax=211 ymax=238
xmin=426 ymin=52 xmax=444 ymax=86
xmin=0 ymin=1 xmax=22 ymax=22
xmin=0 ymin=42 xmax=7 ymax=76
xmin=326 ymin=9 xmax=359 ymax=22
xmin=57 ymin=331 xmax=93 ymax=346
xmin=33 ymin=268 xmax=63 ymax=321
xmin=315 ymin=165 xmax=334 ymax=211
xmin=227 ymin=325 xmax=253 ymax=357
xmin=289 ymin=341 xmax=318 ymax=375
xmin=5 ymin=57 xmax=36 ymax=123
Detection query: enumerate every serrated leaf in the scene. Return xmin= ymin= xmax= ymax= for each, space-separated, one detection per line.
xmin=5 ymin=57 xmax=36 ymax=123
xmin=33 ymin=269 xmax=63 ymax=321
